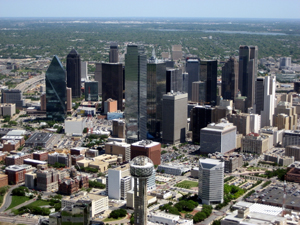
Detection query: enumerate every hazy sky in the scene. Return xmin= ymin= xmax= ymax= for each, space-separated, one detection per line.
xmin=0 ymin=0 xmax=300 ymax=19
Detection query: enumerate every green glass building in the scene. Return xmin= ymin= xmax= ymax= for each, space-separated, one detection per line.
xmin=46 ymin=56 xmax=67 ymax=121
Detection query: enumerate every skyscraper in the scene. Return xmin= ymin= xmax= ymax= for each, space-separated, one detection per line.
xmin=238 ymin=45 xmax=258 ymax=108
xmin=147 ymin=60 xmax=166 ymax=138
xmin=130 ymin=156 xmax=154 ymax=225
xmin=198 ymin=158 xmax=224 ymax=205
xmin=192 ymin=81 xmax=206 ymax=103
xmin=102 ymin=63 xmax=123 ymax=111
xmin=94 ymin=63 xmax=102 ymax=95
xmin=125 ymin=45 xmax=147 ymax=143
xmin=66 ymin=49 xmax=81 ymax=98
xmin=46 ymin=56 xmax=67 ymax=121
xmin=200 ymin=60 xmax=217 ymax=106
xmin=162 ymin=92 xmax=188 ymax=144
xmin=222 ymin=57 xmax=239 ymax=101
xmin=109 ymin=42 xmax=119 ymax=63
xmin=254 ymin=75 xmax=276 ymax=127
xmin=186 ymin=58 xmax=200 ymax=100
xmin=85 ymin=81 xmax=98 ymax=101
xmin=166 ymin=68 xmax=183 ymax=93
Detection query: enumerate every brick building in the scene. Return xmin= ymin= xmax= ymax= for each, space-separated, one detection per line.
xmin=5 ymin=164 xmax=34 ymax=184
xmin=285 ymin=161 xmax=300 ymax=183
xmin=36 ymin=168 xmax=59 ymax=192
xmin=70 ymin=147 xmax=88 ymax=156
xmin=5 ymin=153 xmax=33 ymax=166
xmin=0 ymin=140 xmax=20 ymax=152
xmin=71 ymin=155 xmax=85 ymax=165
xmin=1 ymin=135 xmax=25 ymax=146
xmin=131 ymin=140 xmax=161 ymax=165
xmin=58 ymin=176 xmax=89 ymax=195
xmin=33 ymin=151 xmax=48 ymax=161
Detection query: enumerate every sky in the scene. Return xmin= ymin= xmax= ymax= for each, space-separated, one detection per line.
xmin=0 ymin=0 xmax=300 ymax=19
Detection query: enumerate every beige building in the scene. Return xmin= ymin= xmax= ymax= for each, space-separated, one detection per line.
xmin=127 ymin=190 xmax=157 ymax=209
xmin=234 ymin=95 xmax=247 ymax=113
xmin=0 ymin=103 xmax=16 ymax=117
xmin=172 ymin=45 xmax=182 ymax=61
xmin=88 ymin=161 xmax=109 ymax=172
xmin=112 ymin=119 xmax=125 ymax=138
xmin=286 ymin=145 xmax=300 ymax=161
xmin=241 ymin=133 xmax=269 ymax=154
xmin=40 ymin=93 xmax=46 ymax=111
xmin=227 ymin=113 xmax=250 ymax=136
xmin=66 ymin=87 xmax=72 ymax=112
xmin=61 ymin=190 xmax=108 ymax=217
xmin=273 ymin=101 xmax=297 ymax=130
xmin=105 ymin=141 xmax=131 ymax=162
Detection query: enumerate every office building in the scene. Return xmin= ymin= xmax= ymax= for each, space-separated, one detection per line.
xmin=66 ymin=87 xmax=72 ymax=112
xmin=200 ymin=122 xmax=236 ymax=154
xmin=36 ymin=168 xmax=58 ymax=191
xmin=285 ymin=162 xmax=300 ymax=183
xmin=6 ymin=164 xmax=33 ymax=184
xmin=5 ymin=153 xmax=33 ymax=166
xmin=33 ymin=151 xmax=48 ymax=161
xmin=106 ymin=164 xmax=132 ymax=200
xmin=283 ymin=130 xmax=300 ymax=147
xmin=280 ymin=57 xmax=292 ymax=70
xmin=125 ymin=44 xmax=147 ymax=143
xmin=131 ymin=140 xmax=161 ymax=165
xmin=112 ymin=119 xmax=125 ymax=138
xmin=130 ymin=156 xmax=154 ymax=225
xmin=286 ymin=145 xmax=300 ymax=161
xmin=182 ymin=72 xmax=189 ymax=93
xmin=1 ymin=89 xmax=24 ymax=109
xmin=227 ymin=113 xmax=250 ymax=136
xmin=81 ymin=61 xmax=88 ymax=79
xmin=148 ymin=212 xmax=193 ymax=225
xmin=191 ymin=105 xmax=215 ymax=144
xmin=84 ymin=81 xmax=98 ymax=101
xmin=58 ymin=175 xmax=89 ymax=195
xmin=105 ymin=141 xmax=131 ymax=162
xmin=66 ymin=49 xmax=81 ymax=98
xmin=48 ymin=152 xmax=71 ymax=167
xmin=191 ymin=81 xmax=206 ymax=103
xmin=147 ymin=60 xmax=166 ymax=138
xmin=162 ymin=92 xmax=187 ymax=144
xmin=260 ymin=126 xmax=283 ymax=146
xmin=254 ymin=76 xmax=276 ymax=127
xmin=200 ymin=60 xmax=218 ymax=106
xmin=40 ymin=93 xmax=46 ymax=111
xmin=241 ymin=133 xmax=269 ymax=154
xmin=198 ymin=158 xmax=224 ymax=205
xmin=62 ymin=191 xmax=108 ymax=217
xmin=109 ymin=42 xmax=119 ymax=63
xmin=172 ymin=45 xmax=182 ymax=61
xmin=166 ymin=68 xmax=183 ymax=93
xmin=222 ymin=57 xmax=239 ymax=101
xmin=94 ymin=63 xmax=102 ymax=95
xmin=273 ymin=101 xmax=297 ymax=130
xmin=0 ymin=103 xmax=16 ymax=117
xmin=238 ymin=45 xmax=258 ymax=108
xmin=186 ymin=58 xmax=200 ymax=100
xmin=214 ymin=99 xmax=233 ymax=122
xmin=46 ymin=56 xmax=67 ymax=121
xmin=101 ymin=62 xmax=123 ymax=111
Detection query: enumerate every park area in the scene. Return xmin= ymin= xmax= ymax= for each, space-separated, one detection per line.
xmin=175 ymin=180 xmax=198 ymax=190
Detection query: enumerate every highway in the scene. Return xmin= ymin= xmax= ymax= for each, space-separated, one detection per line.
xmin=15 ymin=74 xmax=45 ymax=93
xmin=0 ymin=215 xmax=38 ymax=225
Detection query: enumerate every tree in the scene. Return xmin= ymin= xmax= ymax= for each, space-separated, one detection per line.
xmin=12 ymin=186 xmax=29 ymax=196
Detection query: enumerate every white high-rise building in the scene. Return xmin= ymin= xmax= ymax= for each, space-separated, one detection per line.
xmin=250 ymin=113 xmax=261 ymax=133
xmin=198 ymin=158 xmax=224 ymax=205
xmin=254 ymin=75 xmax=276 ymax=127
xmin=81 ymin=61 xmax=88 ymax=79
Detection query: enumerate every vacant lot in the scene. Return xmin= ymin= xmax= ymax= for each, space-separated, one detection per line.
xmin=175 ymin=180 xmax=198 ymax=189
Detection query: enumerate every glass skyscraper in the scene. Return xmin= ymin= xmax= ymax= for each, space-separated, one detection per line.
xmin=125 ymin=45 xmax=147 ymax=143
xmin=66 ymin=49 xmax=81 ymax=98
xmin=46 ymin=56 xmax=67 ymax=121
xmin=200 ymin=60 xmax=217 ymax=106
xmin=84 ymin=81 xmax=98 ymax=101
xmin=147 ymin=60 xmax=166 ymax=138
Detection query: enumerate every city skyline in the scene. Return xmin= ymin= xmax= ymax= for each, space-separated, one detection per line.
xmin=0 ymin=0 xmax=300 ymax=19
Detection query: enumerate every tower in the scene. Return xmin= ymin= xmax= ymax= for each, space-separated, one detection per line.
xmin=125 ymin=44 xmax=147 ymax=143
xmin=222 ymin=57 xmax=239 ymax=101
xmin=130 ymin=156 xmax=154 ymax=225
xmin=186 ymin=58 xmax=200 ymax=100
xmin=254 ymin=75 xmax=276 ymax=127
xmin=238 ymin=45 xmax=258 ymax=108
xmin=66 ymin=49 xmax=81 ymax=98
xmin=147 ymin=59 xmax=166 ymax=138
xmin=109 ymin=42 xmax=119 ymax=63
xmin=46 ymin=56 xmax=67 ymax=121
xmin=200 ymin=60 xmax=218 ymax=106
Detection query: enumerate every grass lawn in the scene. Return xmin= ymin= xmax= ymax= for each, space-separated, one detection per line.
xmin=26 ymin=199 xmax=49 ymax=207
xmin=175 ymin=180 xmax=198 ymax=189
xmin=103 ymin=216 xmax=126 ymax=222
xmin=5 ymin=196 xmax=30 ymax=211
xmin=0 ymin=195 xmax=4 ymax=205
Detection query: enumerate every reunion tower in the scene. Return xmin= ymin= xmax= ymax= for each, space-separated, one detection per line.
xmin=130 ymin=156 xmax=154 ymax=225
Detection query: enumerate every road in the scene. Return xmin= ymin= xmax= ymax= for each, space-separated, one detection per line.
xmin=0 ymin=183 xmax=25 ymax=213
xmin=15 ymin=74 xmax=45 ymax=93
xmin=0 ymin=215 xmax=38 ymax=225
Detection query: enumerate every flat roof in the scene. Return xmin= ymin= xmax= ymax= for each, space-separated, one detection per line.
xmin=24 ymin=159 xmax=47 ymax=164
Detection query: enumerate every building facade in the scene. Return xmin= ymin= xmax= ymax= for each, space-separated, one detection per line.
xmin=66 ymin=49 xmax=81 ymax=98
xmin=84 ymin=81 xmax=98 ymax=101
xmin=221 ymin=57 xmax=239 ymax=101
xmin=200 ymin=60 xmax=218 ymax=106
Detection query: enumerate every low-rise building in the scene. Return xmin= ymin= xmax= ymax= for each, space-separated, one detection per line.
xmin=150 ymin=190 xmax=172 ymax=199
xmin=71 ymin=155 xmax=85 ymax=165
xmin=0 ymin=103 xmax=16 ymax=117
xmin=61 ymin=191 xmax=108 ymax=217
xmin=157 ymin=164 xmax=191 ymax=176
xmin=58 ymin=176 xmax=89 ymax=195
xmin=5 ymin=153 xmax=33 ymax=166
xmin=285 ymin=161 xmax=300 ymax=183
xmin=23 ymin=158 xmax=47 ymax=167
xmin=1 ymin=135 xmax=25 ymax=146
xmin=105 ymin=141 xmax=131 ymax=162
xmin=48 ymin=152 xmax=71 ymax=167
xmin=25 ymin=132 xmax=56 ymax=148
xmin=5 ymin=164 xmax=34 ymax=184
xmin=260 ymin=126 xmax=284 ymax=146
xmin=131 ymin=140 xmax=161 ymax=165
xmin=283 ymin=130 xmax=300 ymax=147
xmin=85 ymin=149 xmax=98 ymax=158
xmin=148 ymin=212 xmax=193 ymax=225
xmin=0 ymin=140 xmax=20 ymax=152
xmin=33 ymin=151 xmax=48 ymax=161
xmin=64 ymin=116 xmax=87 ymax=135
xmin=286 ymin=145 xmax=300 ymax=161
xmin=70 ymin=147 xmax=88 ymax=156
xmin=264 ymin=154 xmax=294 ymax=166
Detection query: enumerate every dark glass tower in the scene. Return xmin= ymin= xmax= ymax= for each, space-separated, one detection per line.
xmin=125 ymin=45 xmax=147 ymax=143
xmin=66 ymin=49 xmax=81 ymax=98
xmin=166 ymin=68 xmax=183 ymax=93
xmin=46 ymin=56 xmax=66 ymax=121
xmin=147 ymin=60 xmax=166 ymax=138
xmin=84 ymin=81 xmax=98 ymax=101
xmin=221 ymin=57 xmax=239 ymax=100
xmin=109 ymin=42 xmax=119 ymax=63
xmin=238 ymin=45 xmax=258 ymax=108
xmin=102 ymin=63 xmax=123 ymax=111
xmin=200 ymin=60 xmax=217 ymax=106
xmin=186 ymin=58 xmax=200 ymax=100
